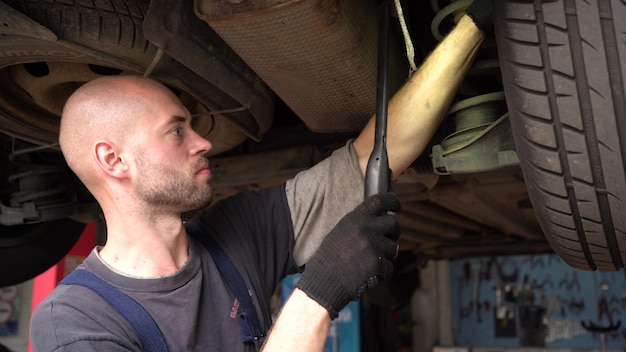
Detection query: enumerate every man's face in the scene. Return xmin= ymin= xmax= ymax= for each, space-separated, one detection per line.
xmin=134 ymin=150 xmax=213 ymax=213
xmin=127 ymin=86 xmax=214 ymax=214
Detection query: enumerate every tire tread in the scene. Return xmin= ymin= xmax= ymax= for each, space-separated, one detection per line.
xmin=5 ymin=0 xmax=149 ymax=54
xmin=497 ymin=0 xmax=626 ymax=271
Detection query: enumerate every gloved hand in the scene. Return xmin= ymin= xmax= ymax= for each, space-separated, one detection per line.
xmin=295 ymin=193 xmax=401 ymax=319
xmin=466 ymin=0 xmax=494 ymax=38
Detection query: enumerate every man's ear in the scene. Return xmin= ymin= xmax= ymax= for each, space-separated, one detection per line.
xmin=94 ymin=140 xmax=128 ymax=178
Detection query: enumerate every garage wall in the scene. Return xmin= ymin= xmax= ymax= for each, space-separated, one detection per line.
xmin=448 ymin=253 xmax=625 ymax=349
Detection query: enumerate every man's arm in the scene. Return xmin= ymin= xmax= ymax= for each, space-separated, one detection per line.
xmin=286 ymin=12 xmax=488 ymax=267
xmin=264 ymin=7 xmax=491 ymax=351
xmin=262 ymin=289 xmax=331 ymax=351
xmin=264 ymin=193 xmax=401 ymax=351
xmin=353 ymin=14 xmax=484 ymax=178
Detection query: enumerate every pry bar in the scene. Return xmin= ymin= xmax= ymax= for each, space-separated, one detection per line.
xmin=365 ymin=0 xmax=392 ymax=198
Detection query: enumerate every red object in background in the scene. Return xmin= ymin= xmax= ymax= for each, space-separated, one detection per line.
xmin=28 ymin=223 xmax=96 ymax=352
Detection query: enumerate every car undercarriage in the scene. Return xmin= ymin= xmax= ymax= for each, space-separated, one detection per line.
xmin=1 ymin=0 xmax=625 ymax=286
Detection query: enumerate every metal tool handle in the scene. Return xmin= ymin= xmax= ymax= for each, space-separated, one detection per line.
xmin=361 ymin=1 xmax=396 ymax=308
xmin=365 ymin=1 xmax=391 ymax=197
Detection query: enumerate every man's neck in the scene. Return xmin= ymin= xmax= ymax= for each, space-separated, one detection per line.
xmin=98 ymin=214 xmax=190 ymax=278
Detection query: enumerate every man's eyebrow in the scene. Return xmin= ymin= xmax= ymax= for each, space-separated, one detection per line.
xmin=167 ymin=115 xmax=189 ymax=124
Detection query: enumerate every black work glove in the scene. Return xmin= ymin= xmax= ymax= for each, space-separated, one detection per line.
xmin=466 ymin=0 xmax=494 ymax=38
xmin=296 ymin=193 xmax=401 ymax=319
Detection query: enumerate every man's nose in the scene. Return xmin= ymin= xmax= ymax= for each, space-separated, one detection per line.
xmin=192 ymin=130 xmax=212 ymax=155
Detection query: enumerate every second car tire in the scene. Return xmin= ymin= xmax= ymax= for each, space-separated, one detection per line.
xmin=495 ymin=0 xmax=626 ymax=271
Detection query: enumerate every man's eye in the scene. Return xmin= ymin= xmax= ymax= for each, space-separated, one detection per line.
xmin=171 ymin=128 xmax=183 ymax=136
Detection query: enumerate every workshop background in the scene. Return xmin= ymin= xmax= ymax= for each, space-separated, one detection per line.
xmin=448 ymin=254 xmax=625 ymax=349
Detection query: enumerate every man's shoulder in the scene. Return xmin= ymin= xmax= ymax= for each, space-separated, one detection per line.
xmin=31 ymin=283 xmax=107 ymax=332
xmin=34 ymin=282 xmax=94 ymax=308
xmin=31 ymin=282 xmax=138 ymax=350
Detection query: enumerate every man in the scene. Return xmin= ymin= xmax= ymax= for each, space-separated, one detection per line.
xmin=30 ymin=3 xmax=491 ymax=351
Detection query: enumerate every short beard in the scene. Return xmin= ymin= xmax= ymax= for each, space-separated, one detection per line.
xmin=135 ymin=158 xmax=213 ymax=213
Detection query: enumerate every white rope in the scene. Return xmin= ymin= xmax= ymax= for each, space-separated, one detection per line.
xmin=393 ymin=0 xmax=417 ymax=76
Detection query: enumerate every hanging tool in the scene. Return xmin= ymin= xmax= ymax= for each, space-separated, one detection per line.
xmin=461 ymin=263 xmax=481 ymax=318
xmin=581 ymin=320 xmax=622 ymax=352
xmin=496 ymin=258 xmax=519 ymax=283
xmin=365 ymin=0 xmax=392 ymax=198
xmin=546 ymin=295 xmax=565 ymax=318
xmin=598 ymin=297 xmax=612 ymax=324
xmin=474 ymin=263 xmax=483 ymax=322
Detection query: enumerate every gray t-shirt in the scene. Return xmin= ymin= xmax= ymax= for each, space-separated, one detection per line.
xmin=30 ymin=141 xmax=364 ymax=351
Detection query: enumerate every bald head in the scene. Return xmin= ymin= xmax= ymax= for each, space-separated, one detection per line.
xmin=59 ymin=75 xmax=180 ymax=189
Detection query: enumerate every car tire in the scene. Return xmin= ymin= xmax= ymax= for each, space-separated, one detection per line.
xmin=495 ymin=0 xmax=626 ymax=271
xmin=0 ymin=0 xmax=266 ymax=155
xmin=0 ymin=220 xmax=85 ymax=286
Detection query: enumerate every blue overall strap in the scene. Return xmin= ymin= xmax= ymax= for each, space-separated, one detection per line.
xmin=60 ymin=269 xmax=169 ymax=352
xmin=188 ymin=230 xmax=266 ymax=348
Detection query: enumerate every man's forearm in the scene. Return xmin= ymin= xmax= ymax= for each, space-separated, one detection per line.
xmin=353 ymin=15 xmax=485 ymax=178
xmin=262 ymin=288 xmax=331 ymax=351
